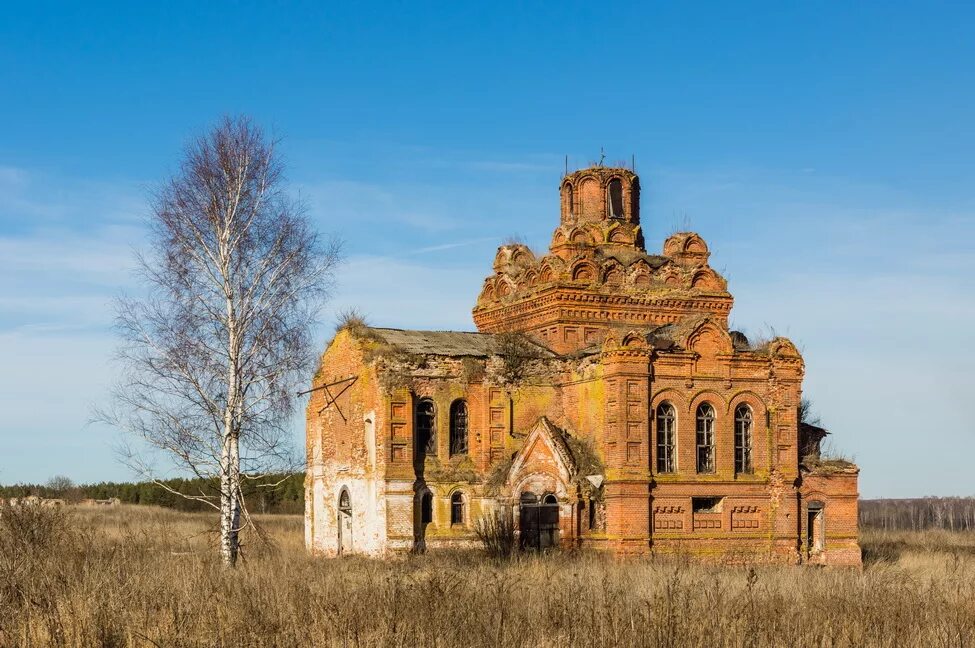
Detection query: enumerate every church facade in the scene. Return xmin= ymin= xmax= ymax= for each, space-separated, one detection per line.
xmin=304 ymin=166 xmax=861 ymax=566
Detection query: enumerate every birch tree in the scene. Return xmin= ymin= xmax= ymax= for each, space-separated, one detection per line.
xmin=104 ymin=116 xmax=341 ymax=566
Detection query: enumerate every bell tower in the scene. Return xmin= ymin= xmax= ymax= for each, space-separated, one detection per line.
xmin=473 ymin=165 xmax=732 ymax=354
xmin=560 ymin=166 xmax=640 ymax=225
xmin=551 ymin=166 xmax=645 ymax=261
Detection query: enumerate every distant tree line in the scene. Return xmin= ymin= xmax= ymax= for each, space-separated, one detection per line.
xmin=860 ymin=497 xmax=975 ymax=532
xmin=0 ymin=472 xmax=305 ymax=515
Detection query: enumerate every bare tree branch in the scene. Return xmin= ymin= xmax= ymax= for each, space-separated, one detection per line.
xmin=96 ymin=116 xmax=342 ymax=567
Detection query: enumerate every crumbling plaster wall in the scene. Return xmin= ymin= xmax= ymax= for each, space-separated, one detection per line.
xmin=305 ymin=331 xmax=389 ymax=556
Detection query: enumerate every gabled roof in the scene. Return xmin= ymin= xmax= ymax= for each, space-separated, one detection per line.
xmin=364 ymin=327 xmax=557 ymax=358
xmin=505 ymin=416 xmax=577 ymax=496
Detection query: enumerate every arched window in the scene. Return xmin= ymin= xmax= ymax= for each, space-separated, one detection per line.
xmin=450 ymin=491 xmax=465 ymax=525
xmin=656 ymin=402 xmax=676 ymax=473
xmin=735 ymin=404 xmax=754 ymax=474
xmin=564 ymin=183 xmax=574 ymax=217
xmin=416 ymin=399 xmax=436 ymax=456
xmin=807 ymin=501 xmax=825 ymax=554
xmin=608 ymin=178 xmax=624 ymax=219
xmin=696 ymin=403 xmax=716 ymax=473
xmin=449 ymin=399 xmax=468 ymax=456
xmin=337 ymin=488 xmax=352 ymax=555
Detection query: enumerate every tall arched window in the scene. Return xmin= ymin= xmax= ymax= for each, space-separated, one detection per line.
xmin=564 ymin=183 xmax=574 ymax=217
xmin=735 ymin=404 xmax=754 ymax=474
xmin=656 ymin=402 xmax=676 ymax=473
xmin=337 ymin=488 xmax=352 ymax=555
xmin=416 ymin=399 xmax=436 ymax=456
xmin=449 ymin=399 xmax=468 ymax=456
xmin=450 ymin=491 xmax=465 ymax=525
xmin=696 ymin=403 xmax=716 ymax=473
xmin=608 ymin=178 xmax=624 ymax=219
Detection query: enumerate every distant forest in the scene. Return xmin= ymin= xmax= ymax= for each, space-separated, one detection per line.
xmin=859 ymin=497 xmax=975 ymax=532
xmin=3 ymin=477 xmax=972 ymax=529
xmin=0 ymin=472 xmax=305 ymax=515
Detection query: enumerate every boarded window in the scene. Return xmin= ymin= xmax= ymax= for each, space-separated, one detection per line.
xmin=449 ymin=399 xmax=468 ymax=456
xmin=656 ymin=402 xmax=676 ymax=473
xmin=416 ymin=399 xmax=436 ymax=456
xmin=735 ymin=405 xmax=754 ymax=474
xmin=696 ymin=403 xmax=716 ymax=473
xmin=608 ymin=179 xmax=624 ymax=218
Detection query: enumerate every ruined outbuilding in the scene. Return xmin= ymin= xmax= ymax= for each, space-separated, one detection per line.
xmin=305 ymin=166 xmax=861 ymax=565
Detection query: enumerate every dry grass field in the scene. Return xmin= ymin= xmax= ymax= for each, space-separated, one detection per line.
xmin=1 ymin=505 xmax=974 ymax=647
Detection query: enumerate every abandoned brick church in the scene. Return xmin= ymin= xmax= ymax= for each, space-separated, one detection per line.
xmin=304 ymin=165 xmax=861 ymax=566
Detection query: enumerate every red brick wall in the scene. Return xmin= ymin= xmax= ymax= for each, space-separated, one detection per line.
xmin=305 ymin=166 xmax=861 ymax=565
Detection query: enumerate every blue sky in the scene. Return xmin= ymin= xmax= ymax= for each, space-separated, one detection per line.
xmin=1 ymin=2 xmax=973 ymax=497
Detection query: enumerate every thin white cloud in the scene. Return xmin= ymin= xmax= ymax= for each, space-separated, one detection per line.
xmin=0 ymin=166 xmax=146 ymax=228
xmin=2 ymin=159 xmax=974 ymax=498
xmin=0 ymin=166 xmax=28 ymax=187
xmin=299 ymin=179 xmax=461 ymax=233
xmin=325 ymin=254 xmax=483 ymax=333
xmin=407 ymin=237 xmax=496 ymax=255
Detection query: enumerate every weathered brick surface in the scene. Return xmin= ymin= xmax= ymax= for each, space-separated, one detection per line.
xmin=305 ymin=166 xmax=861 ymax=566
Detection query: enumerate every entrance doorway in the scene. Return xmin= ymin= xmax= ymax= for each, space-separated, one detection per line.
xmin=519 ymin=492 xmax=560 ymax=550
xmin=337 ymin=488 xmax=352 ymax=555
xmin=413 ymin=488 xmax=433 ymax=553
xmin=807 ymin=501 xmax=824 ymax=556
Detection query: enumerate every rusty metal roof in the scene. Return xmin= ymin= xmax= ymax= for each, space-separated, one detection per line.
xmin=365 ymin=327 xmax=556 ymax=358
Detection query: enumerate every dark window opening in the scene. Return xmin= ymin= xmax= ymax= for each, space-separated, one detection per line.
xmin=450 ymin=491 xmax=464 ymax=525
xmin=421 ymin=491 xmax=433 ymax=525
xmin=656 ymin=402 xmax=676 ymax=473
xmin=449 ymin=399 xmax=468 ymax=456
xmin=564 ymin=183 xmax=574 ymax=217
xmin=696 ymin=403 xmax=716 ymax=473
xmin=338 ymin=489 xmax=351 ymax=515
xmin=588 ymin=498 xmax=596 ymax=530
xmin=807 ymin=502 xmax=825 ymax=553
xmin=608 ymin=179 xmax=624 ymax=219
xmin=735 ymin=405 xmax=754 ymax=474
xmin=416 ymin=399 xmax=436 ymax=456
xmin=692 ymin=497 xmax=723 ymax=514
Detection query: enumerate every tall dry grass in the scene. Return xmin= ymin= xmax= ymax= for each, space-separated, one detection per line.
xmin=1 ymin=505 xmax=974 ymax=647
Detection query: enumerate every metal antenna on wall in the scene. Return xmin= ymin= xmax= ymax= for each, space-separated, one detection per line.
xmin=598 ymin=147 xmax=605 ymax=167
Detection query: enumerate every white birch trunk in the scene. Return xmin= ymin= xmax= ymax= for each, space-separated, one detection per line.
xmin=105 ymin=118 xmax=340 ymax=567
xmin=220 ymin=434 xmax=238 ymax=566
